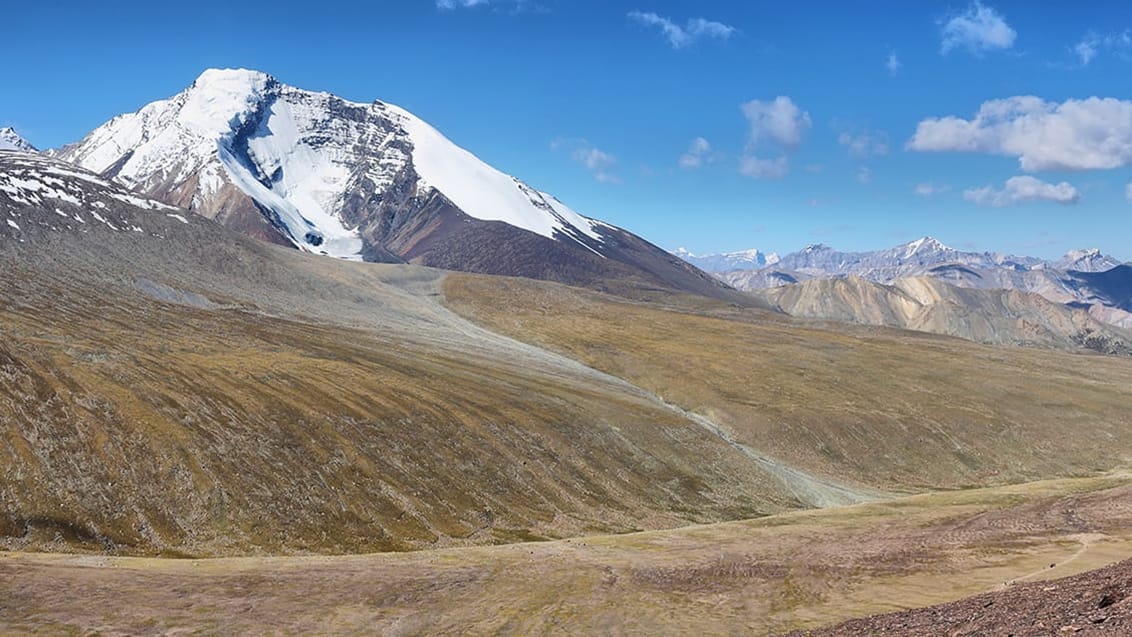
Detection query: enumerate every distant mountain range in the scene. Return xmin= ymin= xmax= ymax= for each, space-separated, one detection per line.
xmin=670 ymin=246 xmax=780 ymax=272
xmin=678 ymin=237 xmax=1122 ymax=278
xmin=673 ymin=237 xmax=1132 ymax=329
xmin=757 ymin=275 xmax=1131 ymax=355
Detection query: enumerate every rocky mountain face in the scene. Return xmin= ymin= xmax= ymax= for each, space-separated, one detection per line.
xmin=716 ymin=236 xmax=1132 ymax=328
xmin=0 ymin=127 xmax=37 ymax=152
xmin=52 ymin=68 xmax=740 ymax=301
xmin=758 ymin=275 xmax=1132 ymax=355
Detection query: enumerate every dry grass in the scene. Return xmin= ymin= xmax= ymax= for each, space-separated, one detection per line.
xmin=2 ymin=472 xmax=1130 ymax=635
xmin=0 ymin=254 xmax=797 ymax=557
xmin=444 ymin=274 xmax=1132 ymax=493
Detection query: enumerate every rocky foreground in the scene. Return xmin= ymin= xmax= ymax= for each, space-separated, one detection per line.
xmin=791 ymin=557 xmax=1132 ymax=636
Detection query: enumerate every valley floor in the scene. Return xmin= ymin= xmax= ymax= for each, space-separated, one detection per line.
xmin=3 ymin=471 xmax=1132 ymax=635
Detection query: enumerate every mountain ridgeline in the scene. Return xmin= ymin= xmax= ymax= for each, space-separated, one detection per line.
xmin=49 ymin=68 xmax=742 ymax=302
xmin=679 ymin=237 xmax=1132 ymax=333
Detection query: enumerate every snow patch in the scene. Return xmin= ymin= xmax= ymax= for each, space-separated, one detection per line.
xmin=382 ymin=102 xmax=604 ymax=248
xmin=240 ymin=97 xmax=363 ymax=259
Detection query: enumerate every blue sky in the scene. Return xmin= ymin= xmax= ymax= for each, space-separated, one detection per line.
xmin=4 ymin=1 xmax=1132 ymax=260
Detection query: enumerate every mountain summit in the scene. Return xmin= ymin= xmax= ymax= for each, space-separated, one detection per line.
xmin=0 ymin=127 xmax=37 ymax=153
xmin=1057 ymin=248 xmax=1122 ymax=273
xmin=55 ymin=68 xmax=734 ymax=298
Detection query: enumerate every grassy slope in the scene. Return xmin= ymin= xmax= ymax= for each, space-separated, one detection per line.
xmin=5 ymin=209 xmax=823 ymax=556
xmin=444 ymin=274 xmax=1132 ymax=492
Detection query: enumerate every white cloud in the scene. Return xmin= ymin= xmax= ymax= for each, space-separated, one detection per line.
xmin=678 ymin=137 xmax=713 ymax=169
xmin=886 ymin=51 xmax=901 ymax=75
xmin=437 ymin=0 xmax=535 ymax=11
xmin=1071 ymin=31 xmax=1132 ymax=66
xmin=627 ymin=11 xmax=736 ymax=49
xmin=940 ymin=1 xmax=1016 ymax=55
xmin=907 ymin=96 xmax=1132 ymax=171
xmin=741 ymin=96 xmax=811 ymax=149
xmin=857 ymin=166 xmax=873 ymax=184
xmin=963 ymin=176 xmax=1081 ymax=207
xmin=551 ymin=137 xmax=620 ymax=183
xmin=838 ymin=130 xmax=889 ymax=159
xmin=437 ymin=0 xmax=489 ymax=8
xmin=1127 ymin=181 xmax=1132 ymax=202
xmin=738 ymin=156 xmax=788 ymax=180
xmin=914 ymin=182 xmax=951 ymax=197
xmin=1075 ymin=38 xmax=1099 ymax=66
xmin=738 ymin=96 xmax=810 ymax=180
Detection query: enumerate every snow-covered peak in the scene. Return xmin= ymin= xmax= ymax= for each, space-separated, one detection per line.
xmin=181 ymin=68 xmax=274 ymax=138
xmin=57 ymin=68 xmax=606 ymax=260
xmin=669 ymin=246 xmax=779 ymax=272
xmin=192 ymin=67 xmax=274 ymax=91
xmin=1058 ymin=248 xmax=1122 ymax=272
xmin=0 ymin=127 xmax=37 ymax=153
xmin=901 ymin=236 xmax=950 ymax=258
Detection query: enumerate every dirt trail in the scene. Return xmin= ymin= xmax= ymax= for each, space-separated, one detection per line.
xmin=1004 ymin=533 xmax=1109 ymax=587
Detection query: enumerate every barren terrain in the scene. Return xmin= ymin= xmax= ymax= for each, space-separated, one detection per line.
xmin=3 ymin=473 xmax=1130 ymax=635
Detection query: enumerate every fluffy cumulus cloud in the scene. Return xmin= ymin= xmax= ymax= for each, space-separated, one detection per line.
xmin=940 ymin=1 xmax=1016 ymax=55
xmin=742 ymin=96 xmax=811 ymax=149
xmin=963 ymin=176 xmax=1081 ymax=207
xmin=838 ymin=130 xmax=890 ymax=159
xmin=907 ymin=96 xmax=1132 ymax=171
xmin=627 ymin=11 xmax=736 ymax=49
xmin=678 ymin=137 xmax=713 ymax=169
xmin=551 ymin=138 xmax=619 ymax=183
xmin=1072 ymin=31 xmax=1132 ymax=66
xmin=738 ymin=97 xmax=810 ymax=179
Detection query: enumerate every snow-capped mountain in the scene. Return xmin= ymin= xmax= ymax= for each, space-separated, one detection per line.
xmin=670 ymin=246 xmax=779 ymax=272
xmin=768 ymin=236 xmax=1045 ymax=280
xmin=719 ymin=236 xmax=1132 ymax=329
xmin=1056 ymin=248 xmax=1123 ymax=273
xmin=0 ymin=127 xmax=37 ymax=153
xmin=53 ymin=68 xmax=735 ymax=299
